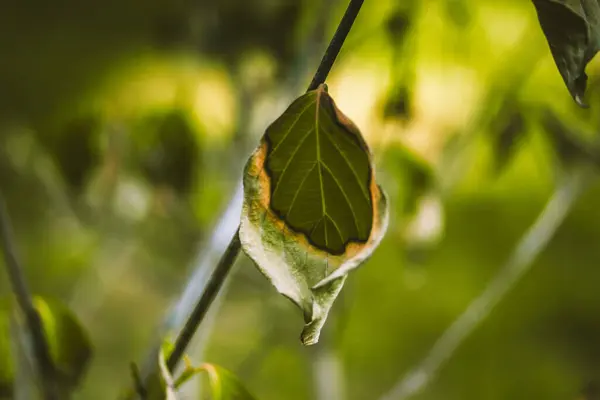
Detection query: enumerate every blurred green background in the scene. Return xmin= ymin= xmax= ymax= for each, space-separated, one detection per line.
xmin=2 ymin=0 xmax=600 ymax=399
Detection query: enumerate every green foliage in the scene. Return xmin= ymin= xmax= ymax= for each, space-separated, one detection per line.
xmin=239 ymin=84 xmax=388 ymax=345
xmin=0 ymin=305 xmax=12 ymax=399
xmin=532 ymin=0 xmax=600 ymax=106
xmin=33 ymin=296 xmax=92 ymax=391
xmin=197 ymin=364 xmax=257 ymax=400
xmin=149 ymin=341 xmax=257 ymax=400
xmin=170 ymin=362 xmax=257 ymax=400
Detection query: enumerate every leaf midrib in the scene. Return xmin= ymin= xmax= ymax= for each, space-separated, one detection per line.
xmin=315 ymin=91 xmax=328 ymax=247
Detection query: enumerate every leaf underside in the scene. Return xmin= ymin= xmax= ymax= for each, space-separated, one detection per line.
xmin=240 ymin=84 xmax=388 ymax=345
xmin=532 ymin=0 xmax=600 ymax=106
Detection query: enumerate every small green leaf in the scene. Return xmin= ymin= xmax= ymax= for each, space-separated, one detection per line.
xmin=0 ymin=304 xmax=12 ymax=399
xmin=240 ymin=84 xmax=388 ymax=345
xmin=159 ymin=340 xmax=255 ymax=400
xmin=33 ymin=297 xmax=92 ymax=390
xmin=199 ymin=364 xmax=257 ymax=400
xmin=532 ymin=0 xmax=600 ymax=106
xmin=170 ymin=361 xmax=257 ymax=400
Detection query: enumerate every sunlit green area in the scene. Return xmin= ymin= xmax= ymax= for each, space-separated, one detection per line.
xmin=2 ymin=0 xmax=600 ymax=399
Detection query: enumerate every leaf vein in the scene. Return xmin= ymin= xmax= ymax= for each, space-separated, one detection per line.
xmin=287 ymin=163 xmax=316 ymax=218
xmin=270 ymin=98 xmax=316 ymax=157
xmin=272 ymin=127 xmax=314 ymax=199
xmin=316 ymin=92 xmax=327 ymax=247
xmin=325 ymin=214 xmax=344 ymax=246
xmin=321 ymin=162 xmax=361 ymax=234
xmin=321 ymin=127 xmax=370 ymax=204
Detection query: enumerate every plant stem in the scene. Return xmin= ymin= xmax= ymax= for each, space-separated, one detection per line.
xmin=307 ymin=0 xmax=364 ymax=91
xmin=0 ymin=192 xmax=56 ymax=400
xmin=377 ymin=168 xmax=590 ymax=400
xmin=163 ymin=0 xmax=365 ymax=375
xmin=166 ymin=229 xmax=241 ymax=371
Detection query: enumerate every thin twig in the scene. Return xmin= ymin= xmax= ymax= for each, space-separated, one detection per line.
xmin=307 ymin=0 xmax=364 ymax=91
xmin=0 ymin=192 xmax=56 ymax=400
xmin=166 ymin=229 xmax=241 ymax=372
xmin=378 ymin=168 xmax=591 ymax=400
xmin=162 ymin=0 xmax=366 ymax=376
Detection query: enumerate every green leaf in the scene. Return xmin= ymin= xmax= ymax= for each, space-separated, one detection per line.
xmin=171 ymin=362 xmax=257 ymax=400
xmin=532 ymin=0 xmax=600 ymax=106
xmin=240 ymin=83 xmax=388 ymax=345
xmin=0 ymin=304 xmax=13 ymax=399
xmin=199 ymin=364 xmax=257 ymax=400
xmin=153 ymin=340 xmax=257 ymax=400
xmin=33 ymin=297 xmax=92 ymax=390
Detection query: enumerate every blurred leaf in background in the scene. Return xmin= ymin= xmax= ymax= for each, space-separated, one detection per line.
xmin=34 ymin=296 xmax=92 ymax=392
xmin=532 ymin=0 xmax=600 ymax=106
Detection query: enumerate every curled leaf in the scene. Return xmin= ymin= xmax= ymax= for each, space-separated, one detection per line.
xmin=240 ymin=84 xmax=388 ymax=345
xmin=532 ymin=0 xmax=600 ymax=106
